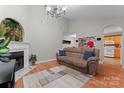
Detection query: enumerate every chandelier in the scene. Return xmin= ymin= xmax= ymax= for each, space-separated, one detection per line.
xmin=44 ymin=5 xmax=67 ymax=18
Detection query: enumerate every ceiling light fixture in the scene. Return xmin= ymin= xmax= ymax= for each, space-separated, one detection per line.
xmin=44 ymin=5 xmax=67 ymax=18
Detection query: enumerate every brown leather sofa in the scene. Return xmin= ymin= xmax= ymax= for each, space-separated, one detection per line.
xmin=56 ymin=46 xmax=99 ymax=75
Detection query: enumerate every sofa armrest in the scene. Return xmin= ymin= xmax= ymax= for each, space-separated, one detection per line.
xmin=87 ymin=56 xmax=99 ymax=62
xmin=87 ymin=57 xmax=99 ymax=75
xmin=56 ymin=53 xmax=59 ymax=58
xmin=56 ymin=53 xmax=60 ymax=63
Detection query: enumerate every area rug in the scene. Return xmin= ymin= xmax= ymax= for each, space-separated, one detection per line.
xmin=23 ymin=65 xmax=92 ymax=88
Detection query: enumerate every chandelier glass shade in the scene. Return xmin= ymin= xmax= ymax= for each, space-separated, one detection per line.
xmin=45 ymin=5 xmax=67 ymax=18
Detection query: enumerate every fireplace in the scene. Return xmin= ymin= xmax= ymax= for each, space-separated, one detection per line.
xmin=8 ymin=42 xmax=30 ymax=80
xmin=9 ymin=51 xmax=24 ymax=71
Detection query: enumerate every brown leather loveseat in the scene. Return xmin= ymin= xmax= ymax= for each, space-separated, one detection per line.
xmin=56 ymin=46 xmax=99 ymax=75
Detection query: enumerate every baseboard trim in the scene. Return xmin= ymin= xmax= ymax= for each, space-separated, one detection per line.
xmin=36 ymin=58 xmax=56 ymax=64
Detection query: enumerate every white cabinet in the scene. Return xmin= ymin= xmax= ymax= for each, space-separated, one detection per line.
xmin=104 ymin=46 xmax=115 ymax=57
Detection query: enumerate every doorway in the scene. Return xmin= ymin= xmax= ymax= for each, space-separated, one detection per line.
xmin=103 ymin=24 xmax=122 ymax=66
xmin=104 ymin=34 xmax=121 ymax=65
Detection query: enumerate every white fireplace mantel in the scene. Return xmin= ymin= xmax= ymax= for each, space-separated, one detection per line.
xmin=8 ymin=41 xmax=30 ymax=68
xmin=8 ymin=41 xmax=32 ymax=81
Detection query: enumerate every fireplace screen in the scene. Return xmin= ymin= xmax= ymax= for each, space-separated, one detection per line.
xmin=9 ymin=51 xmax=24 ymax=71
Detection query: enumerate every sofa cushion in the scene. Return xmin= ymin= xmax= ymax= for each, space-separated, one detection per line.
xmin=83 ymin=51 xmax=94 ymax=60
xmin=65 ymin=52 xmax=82 ymax=58
xmin=65 ymin=52 xmax=72 ymax=57
xmin=70 ymin=58 xmax=87 ymax=68
xmin=58 ymin=56 xmax=87 ymax=68
xmin=57 ymin=56 xmax=68 ymax=62
xmin=64 ymin=47 xmax=82 ymax=53
xmin=58 ymin=56 xmax=74 ymax=64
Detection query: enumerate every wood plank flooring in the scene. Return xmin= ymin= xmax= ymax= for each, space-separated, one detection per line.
xmin=83 ymin=58 xmax=124 ymax=88
xmin=15 ymin=58 xmax=124 ymax=88
xmin=104 ymin=57 xmax=120 ymax=66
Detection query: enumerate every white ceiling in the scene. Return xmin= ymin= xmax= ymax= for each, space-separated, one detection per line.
xmin=64 ymin=5 xmax=124 ymax=20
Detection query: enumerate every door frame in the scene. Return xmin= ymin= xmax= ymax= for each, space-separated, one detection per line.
xmin=102 ymin=32 xmax=122 ymax=66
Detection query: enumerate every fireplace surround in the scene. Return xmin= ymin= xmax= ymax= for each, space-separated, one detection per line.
xmin=8 ymin=41 xmax=30 ymax=68
xmin=8 ymin=41 xmax=30 ymax=80
xmin=9 ymin=51 xmax=24 ymax=71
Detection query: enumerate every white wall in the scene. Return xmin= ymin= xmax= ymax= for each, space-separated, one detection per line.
xmin=28 ymin=6 xmax=68 ymax=61
xmin=68 ymin=18 xmax=124 ymax=65
xmin=104 ymin=24 xmax=122 ymax=34
xmin=0 ymin=6 xmax=68 ymax=61
xmin=0 ymin=5 xmax=30 ymax=41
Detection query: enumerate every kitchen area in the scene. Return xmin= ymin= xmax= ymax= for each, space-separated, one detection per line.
xmin=104 ymin=35 xmax=121 ymax=65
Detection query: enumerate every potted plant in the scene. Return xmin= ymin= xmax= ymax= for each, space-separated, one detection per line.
xmin=29 ymin=54 xmax=37 ymax=65
xmin=0 ymin=18 xmax=21 ymax=62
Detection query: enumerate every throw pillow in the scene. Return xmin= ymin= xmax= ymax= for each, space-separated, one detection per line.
xmin=59 ymin=50 xmax=65 ymax=56
xmin=83 ymin=51 xmax=94 ymax=60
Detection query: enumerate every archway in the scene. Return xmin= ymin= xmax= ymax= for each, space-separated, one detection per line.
xmin=103 ymin=24 xmax=122 ymax=66
xmin=0 ymin=18 xmax=24 ymax=41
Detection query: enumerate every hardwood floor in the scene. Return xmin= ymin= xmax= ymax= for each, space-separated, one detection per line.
xmin=104 ymin=57 xmax=120 ymax=66
xmin=15 ymin=58 xmax=124 ymax=88
xmin=83 ymin=58 xmax=124 ymax=88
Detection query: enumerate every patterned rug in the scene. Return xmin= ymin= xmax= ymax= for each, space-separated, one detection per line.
xmin=23 ymin=65 xmax=92 ymax=88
